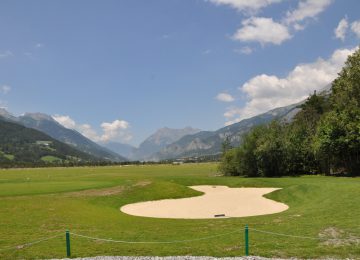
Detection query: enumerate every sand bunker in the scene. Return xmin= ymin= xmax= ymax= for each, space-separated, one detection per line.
xmin=120 ymin=185 xmax=288 ymax=219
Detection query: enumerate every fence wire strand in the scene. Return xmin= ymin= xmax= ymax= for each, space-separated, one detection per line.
xmin=70 ymin=229 xmax=243 ymax=244
xmin=0 ymin=234 xmax=62 ymax=252
xmin=250 ymin=228 xmax=360 ymax=241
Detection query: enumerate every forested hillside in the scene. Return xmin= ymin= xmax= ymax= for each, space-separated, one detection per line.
xmin=219 ymin=47 xmax=360 ymax=177
xmin=18 ymin=113 xmax=127 ymax=162
xmin=0 ymin=118 xmax=99 ymax=167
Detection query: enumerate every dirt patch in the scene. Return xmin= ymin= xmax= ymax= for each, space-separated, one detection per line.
xmin=319 ymin=227 xmax=360 ymax=246
xmin=224 ymin=245 xmax=242 ymax=252
xmin=133 ymin=180 xmax=152 ymax=187
xmin=63 ymin=181 xmax=152 ymax=198
xmin=64 ymin=186 xmax=126 ymax=197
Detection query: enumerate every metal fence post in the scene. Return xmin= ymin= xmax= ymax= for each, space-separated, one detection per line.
xmin=245 ymin=225 xmax=249 ymax=256
xmin=66 ymin=230 xmax=71 ymax=257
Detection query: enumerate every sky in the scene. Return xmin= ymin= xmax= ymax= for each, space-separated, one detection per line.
xmin=0 ymin=0 xmax=359 ymax=146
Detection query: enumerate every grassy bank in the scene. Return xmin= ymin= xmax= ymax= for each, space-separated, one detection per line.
xmin=0 ymin=164 xmax=359 ymax=259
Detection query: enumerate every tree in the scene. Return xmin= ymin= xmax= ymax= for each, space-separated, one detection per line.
xmin=237 ymin=125 xmax=265 ymax=177
xmin=254 ymin=121 xmax=287 ymax=177
xmin=314 ymin=47 xmax=360 ymax=175
xmin=315 ymin=107 xmax=360 ymax=175
xmin=218 ymin=125 xmax=266 ymax=177
xmin=221 ymin=134 xmax=232 ymax=154
xmin=218 ymin=148 xmax=239 ymax=176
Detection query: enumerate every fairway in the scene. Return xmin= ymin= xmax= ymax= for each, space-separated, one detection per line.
xmin=0 ymin=164 xmax=359 ymax=259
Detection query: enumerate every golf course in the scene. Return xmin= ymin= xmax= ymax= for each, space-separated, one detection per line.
xmin=0 ymin=163 xmax=359 ymax=259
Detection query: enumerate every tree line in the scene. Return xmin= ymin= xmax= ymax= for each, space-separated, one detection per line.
xmin=219 ymin=47 xmax=360 ymax=177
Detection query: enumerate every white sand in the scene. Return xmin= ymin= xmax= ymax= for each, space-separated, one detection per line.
xmin=120 ymin=186 xmax=288 ymax=219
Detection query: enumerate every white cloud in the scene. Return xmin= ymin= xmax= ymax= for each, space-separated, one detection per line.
xmin=351 ymin=20 xmax=360 ymax=38
xmin=53 ymin=115 xmax=132 ymax=143
xmin=0 ymin=50 xmax=13 ymax=59
xmin=100 ymin=120 xmax=131 ymax=142
xmin=334 ymin=17 xmax=348 ymax=41
xmin=0 ymin=85 xmax=11 ymax=94
xmin=285 ymin=0 xmax=332 ymax=25
xmin=207 ymin=0 xmax=282 ymax=13
xmin=223 ymin=47 xmax=357 ymax=125
xmin=77 ymin=123 xmax=100 ymax=142
xmin=35 ymin=43 xmax=44 ymax=48
xmin=234 ymin=46 xmax=253 ymax=55
xmin=293 ymin=23 xmax=305 ymax=31
xmin=233 ymin=17 xmax=291 ymax=45
xmin=211 ymin=0 xmax=332 ymax=47
xmin=216 ymin=93 xmax=235 ymax=102
xmin=52 ymin=115 xmax=76 ymax=129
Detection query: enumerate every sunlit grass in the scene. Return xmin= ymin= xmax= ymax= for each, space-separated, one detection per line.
xmin=0 ymin=163 xmax=359 ymax=259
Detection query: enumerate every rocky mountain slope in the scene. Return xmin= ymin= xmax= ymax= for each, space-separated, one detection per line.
xmin=129 ymin=127 xmax=201 ymax=160
xmin=151 ymin=102 xmax=302 ymax=161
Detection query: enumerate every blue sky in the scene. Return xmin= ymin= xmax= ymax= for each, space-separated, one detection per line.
xmin=0 ymin=0 xmax=359 ymax=146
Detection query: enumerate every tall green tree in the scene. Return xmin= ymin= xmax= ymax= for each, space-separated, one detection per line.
xmin=315 ymin=47 xmax=360 ymax=175
xmin=218 ymin=148 xmax=239 ymax=176
xmin=255 ymin=121 xmax=287 ymax=177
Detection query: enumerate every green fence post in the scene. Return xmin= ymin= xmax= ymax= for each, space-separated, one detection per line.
xmin=66 ymin=230 xmax=71 ymax=258
xmin=245 ymin=225 xmax=249 ymax=256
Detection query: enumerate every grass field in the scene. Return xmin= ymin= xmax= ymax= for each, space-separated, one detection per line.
xmin=0 ymin=163 xmax=359 ymax=259
xmin=41 ymin=155 xmax=62 ymax=163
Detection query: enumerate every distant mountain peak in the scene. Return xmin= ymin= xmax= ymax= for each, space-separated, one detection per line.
xmin=23 ymin=112 xmax=55 ymax=121
xmin=148 ymin=127 xmax=201 ymax=142
xmin=0 ymin=108 xmax=12 ymax=117
xmin=0 ymin=108 xmax=18 ymax=121
xmin=129 ymin=126 xmax=202 ymax=160
xmin=154 ymin=126 xmax=200 ymax=134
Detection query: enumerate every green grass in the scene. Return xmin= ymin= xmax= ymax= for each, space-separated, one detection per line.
xmin=0 ymin=163 xmax=359 ymax=259
xmin=41 ymin=155 xmax=62 ymax=163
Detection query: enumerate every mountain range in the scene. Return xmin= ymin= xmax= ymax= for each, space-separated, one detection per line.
xmin=100 ymin=102 xmax=302 ymax=161
xmin=0 ymin=97 xmax=308 ymax=163
xmin=150 ymin=102 xmax=302 ymax=161
xmin=100 ymin=127 xmax=201 ymax=160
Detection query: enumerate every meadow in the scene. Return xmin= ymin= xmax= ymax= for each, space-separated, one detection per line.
xmin=0 ymin=163 xmax=359 ymax=259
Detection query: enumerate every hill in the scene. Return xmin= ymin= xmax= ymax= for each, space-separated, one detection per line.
xmin=0 ymin=111 xmax=127 ymax=162
xmin=0 ymin=117 xmax=98 ymax=166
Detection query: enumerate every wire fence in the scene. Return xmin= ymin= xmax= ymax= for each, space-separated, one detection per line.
xmin=1 ymin=226 xmax=359 ymax=257
xmin=70 ymin=229 xmax=243 ymax=244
